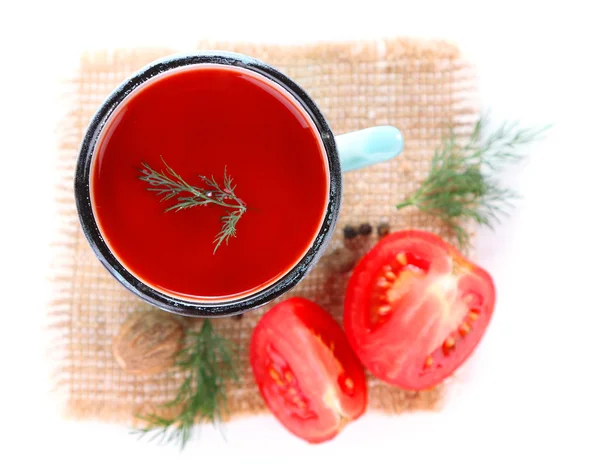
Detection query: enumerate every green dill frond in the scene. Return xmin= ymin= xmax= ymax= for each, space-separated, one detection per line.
xmin=139 ymin=160 xmax=247 ymax=253
xmin=397 ymin=117 xmax=548 ymax=250
xmin=133 ymin=321 xmax=239 ymax=449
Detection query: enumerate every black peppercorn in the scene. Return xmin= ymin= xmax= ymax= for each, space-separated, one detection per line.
xmin=358 ymin=223 xmax=373 ymax=236
xmin=377 ymin=222 xmax=391 ymax=238
xmin=343 ymin=225 xmax=358 ymax=240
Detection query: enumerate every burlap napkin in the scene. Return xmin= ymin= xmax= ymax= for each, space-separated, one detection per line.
xmin=50 ymin=38 xmax=477 ymax=421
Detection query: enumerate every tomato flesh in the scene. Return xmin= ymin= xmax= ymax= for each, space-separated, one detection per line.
xmin=344 ymin=230 xmax=495 ymax=390
xmin=250 ymin=298 xmax=367 ymax=443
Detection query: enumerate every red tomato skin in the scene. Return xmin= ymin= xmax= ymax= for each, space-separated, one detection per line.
xmin=344 ymin=230 xmax=495 ymax=390
xmin=250 ymin=297 xmax=367 ymax=443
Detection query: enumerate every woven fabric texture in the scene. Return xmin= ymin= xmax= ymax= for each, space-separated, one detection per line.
xmin=50 ymin=38 xmax=477 ymax=422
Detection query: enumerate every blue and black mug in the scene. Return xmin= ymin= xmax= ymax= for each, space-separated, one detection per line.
xmin=74 ymin=52 xmax=404 ymax=318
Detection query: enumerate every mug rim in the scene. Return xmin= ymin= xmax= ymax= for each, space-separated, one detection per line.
xmin=74 ymin=51 xmax=342 ymax=318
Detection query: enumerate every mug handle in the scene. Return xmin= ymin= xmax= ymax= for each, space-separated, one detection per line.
xmin=335 ymin=126 xmax=404 ymax=172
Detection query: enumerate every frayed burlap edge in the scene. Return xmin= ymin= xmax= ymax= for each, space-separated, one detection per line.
xmin=48 ymin=37 xmax=478 ymax=423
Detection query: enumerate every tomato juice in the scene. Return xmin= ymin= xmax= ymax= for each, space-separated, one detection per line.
xmin=91 ymin=65 xmax=329 ymax=301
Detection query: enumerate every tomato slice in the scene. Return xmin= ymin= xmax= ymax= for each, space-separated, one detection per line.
xmin=344 ymin=230 xmax=495 ymax=390
xmin=250 ymin=297 xmax=367 ymax=443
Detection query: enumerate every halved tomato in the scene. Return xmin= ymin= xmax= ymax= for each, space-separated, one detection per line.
xmin=250 ymin=297 xmax=367 ymax=443
xmin=344 ymin=230 xmax=495 ymax=390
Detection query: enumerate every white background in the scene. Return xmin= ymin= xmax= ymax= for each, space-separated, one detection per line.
xmin=1 ymin=1 xmax=599 ymax=464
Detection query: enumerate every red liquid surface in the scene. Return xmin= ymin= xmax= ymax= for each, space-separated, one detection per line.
xmin=92 ymin=66 xmax=328 ymax=300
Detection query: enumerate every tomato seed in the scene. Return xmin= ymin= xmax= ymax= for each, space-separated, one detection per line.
xmin=345 ymin=378 xmax=355 ymax=390
xmin=459 ymin=322 xmax=471 ymax=336
xmin=269 ymin=368 xmax=285 ymax=386
xmin=384 ymin=271 xmax=397 ymax=281
xmin=468 ymin=311 xmax=479 ymax=321
xmin=424 ymin=356 xmax=433 ymax=367
xmin=396 ymin=252 xmax=408 ymax=266
xmin=284 ymin=370 xmax=294 ymax=383
xmin=376 ymin=278 xmax=392 ymax=289
xmin=379 ymin=305 xmax=392 ymax=315
xmin=444 ymin=336 xmax=455 ymax=349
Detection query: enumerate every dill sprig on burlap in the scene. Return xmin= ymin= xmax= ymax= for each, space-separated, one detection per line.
xmin=397 ymin=117 xmax=548 ymax=249
xmin=133 ymin=321 xmax=239 ymax=449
